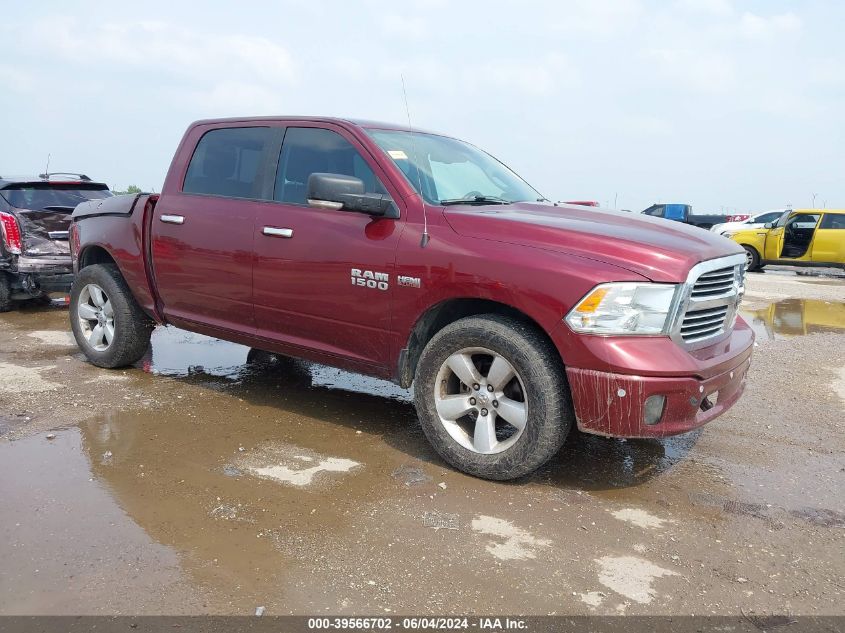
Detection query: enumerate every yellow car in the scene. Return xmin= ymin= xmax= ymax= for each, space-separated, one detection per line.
xmin=727 ymin=209 xmax=845 ymax=271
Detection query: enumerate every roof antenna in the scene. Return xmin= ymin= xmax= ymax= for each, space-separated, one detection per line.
xmin=45 ymin=153 xmax=51 ymax=177
xmin=401 ymin=75 xmax=429 ymax=247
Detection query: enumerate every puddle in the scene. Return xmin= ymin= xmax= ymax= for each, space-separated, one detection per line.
xmin=739 ymin=298 xmax=845 ymax=341
xmin=139 ymin=326 xmax=412 ymax=401
xmin=0 ymin=430 xmax=204 ymax=614
xmin=533 ymin=431 xmax=706 ymax=494
xmin=238 ymin=442 xmax=362 ymax=487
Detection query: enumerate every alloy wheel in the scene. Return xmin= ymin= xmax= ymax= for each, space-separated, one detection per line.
xmin=433 ymin=347 xmax=528 ymax=454
xmin=77 ymin=283 xmax=115 ymax=351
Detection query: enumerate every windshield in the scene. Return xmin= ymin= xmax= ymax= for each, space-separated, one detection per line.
xmin=367 ymin=129 xmax=542 ymax=205
xmin=0 ymin=184 xmax=112 ymax=211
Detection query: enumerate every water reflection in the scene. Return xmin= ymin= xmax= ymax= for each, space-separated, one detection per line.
xmin=138 ymin=326 xmax=412 ymax=401
xmin=740 ymin=298 xmax=845 ymax=341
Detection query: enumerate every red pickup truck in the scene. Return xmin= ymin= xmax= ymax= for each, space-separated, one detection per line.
xmin=68 ymin=117 xmax=753 ymax=480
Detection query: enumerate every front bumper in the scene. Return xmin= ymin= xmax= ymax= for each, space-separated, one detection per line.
xmin=562 ymin=322 xmax=754 ymax=438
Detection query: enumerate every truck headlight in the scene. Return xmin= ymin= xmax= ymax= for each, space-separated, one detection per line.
xmin=565 ymin=283 xmax=678 ymax=335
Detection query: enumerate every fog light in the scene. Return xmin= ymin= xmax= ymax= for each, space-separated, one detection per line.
xmin=644 ymin=395 xmax=666 ymax=425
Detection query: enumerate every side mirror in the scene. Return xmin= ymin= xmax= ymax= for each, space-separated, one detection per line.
xmin=306 ymin=173 xmax=396 ymax=218
xmin=763 ymin=222 xmax=774 ymax=229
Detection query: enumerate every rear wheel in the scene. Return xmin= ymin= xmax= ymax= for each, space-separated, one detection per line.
xmin=414 ymin=314 xmax=572 ymax=480
xmin=70 ymin=264 xmax=153 ymax=368
xmin=742 ymin=245 xmax=762 ymax=271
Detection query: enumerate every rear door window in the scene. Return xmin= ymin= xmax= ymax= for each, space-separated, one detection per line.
xmin=183 ymin=127 xmax=274 ymax=199
xmin=819 ymin=213 xmax=845 ymax=229
xmin=274 ymin=127 xmax=386 ymax=205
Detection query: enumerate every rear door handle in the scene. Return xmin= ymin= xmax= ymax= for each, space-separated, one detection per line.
xmin=160 ymin=214 xmax=185 ymax=225
xmin=262 ymin=227 xmax=294 ymax=238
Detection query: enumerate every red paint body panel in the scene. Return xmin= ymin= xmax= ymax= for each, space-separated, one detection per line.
xmin=71 ymin=116 xmax=754 ymax=439
xmin=567 ymin=350 xmax=752 ymax=437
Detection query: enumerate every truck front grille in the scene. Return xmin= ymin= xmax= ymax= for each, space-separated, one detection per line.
xmin=690 ymin=266 xmax=735 ymax=298
xmin=672 ymin=255 xmax=745 ymax=348
xmin=680 ymin=305 xmax=729 ymax=342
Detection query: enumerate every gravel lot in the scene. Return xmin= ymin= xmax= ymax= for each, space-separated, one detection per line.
xmin=1 ymin=270 xmax=842 ymax=616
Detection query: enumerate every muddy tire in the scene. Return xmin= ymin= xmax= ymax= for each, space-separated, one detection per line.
xmin=70 ymin=264 xmax=154 ymax=368
xmin=742 ymin=245 xmax=762 ymax=272
xmin=414 ymin=314 xmax=572 ymax=480
xmin=0 ymin=273 xmax=13 ymax=312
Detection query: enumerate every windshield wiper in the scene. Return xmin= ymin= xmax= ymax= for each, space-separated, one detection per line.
xmin=440 ymin=195 xmax=512 ymax=206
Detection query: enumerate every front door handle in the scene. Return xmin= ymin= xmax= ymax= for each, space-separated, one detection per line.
xmin=262 ymin=227 xmax=294 ymax=238
xmin=160 ymin=214 xmax=185 ymax=225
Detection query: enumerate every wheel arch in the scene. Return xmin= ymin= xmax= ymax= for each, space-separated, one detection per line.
xmin=78 ymin=244 xmax=118 ymax=269
xmin=739 ymin=243 xmax=762 ymax=270
xmin=76 ymin=243 xmax=162 ymax=323
xmin=397 ymin=297 xmax=560 ymax=388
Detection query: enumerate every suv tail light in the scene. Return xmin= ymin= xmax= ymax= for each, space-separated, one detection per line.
xmin=0 ymin=211 xmax=22 ymax=254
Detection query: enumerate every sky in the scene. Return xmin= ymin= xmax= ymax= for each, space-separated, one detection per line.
xmin=1 ymin=0 xmax=842 ymax=213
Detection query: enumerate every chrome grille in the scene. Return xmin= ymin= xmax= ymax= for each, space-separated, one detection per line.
xmin=690 ymin=266 xmax=735 ymax=298
xmin=670 ymin=255 xmax=745 ymax=348
xmin=680 ymin=305 xmax=729 ymax=342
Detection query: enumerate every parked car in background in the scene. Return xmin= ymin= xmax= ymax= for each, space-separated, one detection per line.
xmin=0 ymin=173 xmax=112 ymax=311
xmin=640 ymin=203 xmax=725 ymax=229
xmin=68 ymin=116 xmax=753 ymax=480
xmin=710 ymin=209 xmax=788 ymax=236
xmin=729 ymin=209 xmax=845 ymax=271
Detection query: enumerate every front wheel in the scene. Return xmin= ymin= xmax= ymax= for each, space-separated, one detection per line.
xmin=742 ymin=245 xmax=763 ymax=271
xmin=70 ymin=264 xmax=154 ymax=368
xmin=414 ymin=315 xmax=573 ymax=480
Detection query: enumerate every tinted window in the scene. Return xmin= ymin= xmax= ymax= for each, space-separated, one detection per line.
xmin=275 ymin=127 xmax=385 ymax=205
xmin=820 ymin=213 xmax=845 ymax=229
xmin=643 ymin=205 xmax=665 ymax=217
xmin=0 ymin=185 xmax=111 ymax=210
xmin=183 ymin=127 xmax=273 ymax=199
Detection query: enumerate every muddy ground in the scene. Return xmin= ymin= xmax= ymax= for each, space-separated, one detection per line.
xmin=1 ymin=269 xmax=843 ymax=616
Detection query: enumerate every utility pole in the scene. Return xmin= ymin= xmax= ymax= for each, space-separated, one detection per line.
xmin=811 ymin=193 xmax=818 ymax=208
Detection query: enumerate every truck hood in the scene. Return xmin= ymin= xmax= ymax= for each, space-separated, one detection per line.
xmin=443 ymin=202 xmax=743 ymax=282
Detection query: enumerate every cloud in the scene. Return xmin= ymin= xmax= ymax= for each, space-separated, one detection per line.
xmin=738 ymin=11 xmax=802 ymax=40
xmin=379 ymin=14 xmax=428 ymax=40
xmin=378 ymin=53 xmax=578 ymax=97
xmin=674 ymin=0 xmax=733 ymax=16
xmin=647 ymin=48 xmax=736 ymax=94
xmin=0 ymin=64 xmax=34 ymax=94
xmin=551 ymin=0 xmax=644 ymax=37
xmin=27 ymin=17 xmax=296 ymax=84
